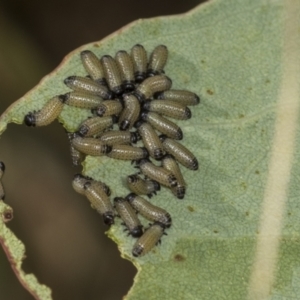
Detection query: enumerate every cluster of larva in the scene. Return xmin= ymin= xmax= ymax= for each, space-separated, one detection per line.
xmin=23 ymin=44 xmax=200 ymax=257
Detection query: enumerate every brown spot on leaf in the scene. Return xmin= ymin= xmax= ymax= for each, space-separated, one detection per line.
xmin=245 ymin=211 xmax=249 ymax=216
xmin=213 ymin=230 xmax=219 ymax=234
xmin=207 ymin=89 xmax=214 ymax=95
xmin=187 ymin=206 xmax=194 ymax=212
xmin=174 ymin=254 xmax=185 ymax=262
xmin=255 ymin=170 xmax=260 ymax=175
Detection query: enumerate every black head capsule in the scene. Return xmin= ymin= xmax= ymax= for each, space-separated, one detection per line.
xmin=84 ymin=181 xmax=115 ymax=225
xmin=134 ymin=75 xmax=172 ymax=102
xmin=136 ymin=121 xmax=164 ymax=160
xmin=0 ymin=161 xmax=5 ymax=200
xmin=131 ymin=44 xmax=148 ymax=83
xmin=71 ymin=136 xmax=112 ymax=156
xmin=63 ymin=91 xmax=104 ymax=109
xmin=141 ymin=111 xmax=183 ymax=140
xmin=101 ymin=55 xmax=123 ymax=95
xmin=80 ymin=50 xmax=106 ymax=84
xmin=24 ymin=95 xmax=65 ymax=127
xmin=118 ymin=94 xmax=141 ymax=131
xmin=143 ymin=100 xmax=191 ymax=120
xmin=127 ymin=174 xmax=160 ymax=198
xmin=114 ymin=197 xmax=143 ymax=238
xmin=126 ymin=193 xmax=172 ymax=228
xmin=107 ymin=145 xmax=148 ymax=161
xmin=115 ymin=50 xmax=135 ymax=92
xmin=159 ymin=135 xmax=198 ymax=170
xmin=147 ymin=45 xmax=168 ymax=77
xmin=132 ymin=222 xmax=165 ymax=257
xmin=138 ymin=159 xmax=177 ymax=188
xmin=92 ymin=100 xmax=123 ymax=117
xmin=77 ymin=115 xmax=117 ymax=137
xmin=0 ymin=161 xmax=5 ymax=177
xmin=99 ymin=131 xmax=139 ymax=145
xmin=64 ymin=76 xmax=113 ymax=99
xmin=161 ymin=155 xmax=186 ymax=199
xmin=155 ymin=89 xmax=200 ymax=106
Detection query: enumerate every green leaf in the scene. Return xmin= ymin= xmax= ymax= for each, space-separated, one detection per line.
xmin=1 ymin=0 xmax=300 ymax=299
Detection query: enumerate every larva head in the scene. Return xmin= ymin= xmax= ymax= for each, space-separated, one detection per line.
xmin=125 ymin=193 xmax=137 ymax=203
xmin=127 ymin=175 xmax=138 ymax=184
xmin=0 ymin=161 xmax=5 ymax=173
xmin=131 ymin=226 xmax=144 ymax=238
xmin=24 ymin=112 xmax=36 ymax=127
xmin=130 ymin=132 xmax=141 ymax=144
xmin=103 ymin=212 xmax=115 ymax=226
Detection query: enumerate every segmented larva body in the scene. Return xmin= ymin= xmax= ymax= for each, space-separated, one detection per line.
xmin=64 ymin=76 xmax=113 ymax=99
xmin=99 ymin=131 xmax=139 ymax=145
xmin=77 ymin=115 xmax=117 ymax=137
xmin=92 ymin=100 xmax=123 ymax=117
xmin=161 ymin=155 xmax=186 ymax=199
xmin=118 ymin=94 xmax=140 ymax=131
xmin=107 ymin=145 xmax=148 ymax=161
xmin=143 ymin=100 xmax=191 ymax=120
xmin=80 ymin=50 xmax=106 ymax=84
xmin=155 ymin=89 xmax=200 ymax=106
xmin=138 ymin=159 xmax=177 ymax=188
xmin=0 ymin=161 xmax=5 ymax=200
xmin=131 ymin=44 xmax=147 ymax=83
xmin=101 ymin=55 xmax=123 ymax=95
xmin=126 ymin=174 xmax=160 ymax=198
xmin=114 ymin=197 xmax=143 ymax=237
xmin=159 ymin=136 xmax=199 ymax=170
xmin=115 ymin=50 xmax=135 ymax=92
xmin=24 ymin=95 xmax=65 ymax=127
xmin=63 ymin=91 xmax=104 ymax=109
xmin=132 ymin=222 xmax=165 ymax=257
xmin=134 ymin=75 xmax=172 ymax=102
xmin=126 ymin=193 xmax=171 ymax=228
xmin=136 ymin=121 xmax=164 ymax=160
xmin=141 ymin=111 xmax=183 ymax=140
xmin=71 ymin=136 xmax=112 ymax=156
xmin=147 ymin=45 xmax=168 ymax=76
xmin=84 ymin=181 xmax=115 ymax=225
xmin=68 ymin=133 xmax=84 ymax=166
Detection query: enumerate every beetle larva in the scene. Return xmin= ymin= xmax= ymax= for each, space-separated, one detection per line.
xmin=138 ymin=159 xmax=177 ymax=188
xmin=24 ymin=95 xmax=65 ymax=127
xmin=64 ymin=76 xmax=113 ymax=99
xmin=136 ymin=121 xmax=164 ymax=160
xmin=115 ymin=50 xmax=135 ymax=92
xmin=77 ymin=115 xmax=117 ymax=137
xmin=67 ymin=132 xmax=84 ymax=166
xmin=140 ymin=111 xmax=183 ymax=140
xmin=159 ymin=136 xmax=198 ymax=170
xmin=80 ymin=50 xmax=106 ymax=84
xmin=84 ymin=181 xmax=115 ymax=225
xmin=134 ymin=75 xmax=172 ymax=102
xmin=71 ymin=136 xmax=112 ymax=156
xmin=101 ymin=55 xmax=123 ymax=95
xmin=161 ymin=154 xmax=186 ymax=199
xmin=72 ymin=174 xmax=111 ymax=196
xmin=0 ymin=161 xmax=5 ymax=200
xmin=114 ymin=197 xmax=143 ymax=237
xmin=118 ymin=94 xmax=140 ymax=130
xmin=92 ymin=100 xmax=123 ymax=117
xmin=63 ymin=91 xmax=103 ymax=109
xmin=126 ymin=193 xmax=171 ymax=227
xmin=126 ymin=174 xmax=160 ymax=198
xmin=99 ymin=131 xmax=139 ymax=145
xmin=155 ymin=89 xmax=200 ymax=106
xmin=106 ymin=145 xmax=148 ymax=161
xmin=147 ymin=45 xmax=168 ymax=77
xmin=132 ymin=222 xmax=165 ymax=257
xmin=143 ymin=100 xmax=191 ymax=120
xmin=131 ymin=44 xmax=147 ymax=83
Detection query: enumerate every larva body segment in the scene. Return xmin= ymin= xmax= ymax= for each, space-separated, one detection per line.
xmin=80 ymin=50 xmax=106 ymax=84
xmin=115 ymin=50 xmax=135 ymax=92
xmin=99 ymin=131 xmax=139 ymax=145
xmin=126 ymin=174 xmax=160 ymax=198
xmin=107 ymin=145 xmax=148 ymax=161
xmin=77 ymin=116 xmax=116 ymax=137
xmin=118 ymin=94 xmax=140 ymax=130
xmin=126 ymin=193 xmax=171 ymax=227
xmin=155 ymin=89 xmax=200 ymax=106
xmin=63 ymin=91 xmax=104 ymax=109
xmin=114 ymin=197 xmax=143 ymax=237
xmin=131 ymin=44 xmax=147 ymax=83
xmin=64 ymin=76 xmax=113 ymax=99
xmin=84 ymin=181 xmax=115 ymax=225
xmin=71 ymin=136 xmax=112 ymax=156
xmin=147 ymin=45 xmax=168 ymax=76
xmin=140 ymin=111 xmax=183 ymax=140
xmin=67 ymin=132 xmax=84 ymax=166
xmin=93 ymin=100 xmax=123 ymax=117
xmin=132 ymin=222 xmax=165 ymax=257
xmin=159 ymin=136 xmax=198 ymax=170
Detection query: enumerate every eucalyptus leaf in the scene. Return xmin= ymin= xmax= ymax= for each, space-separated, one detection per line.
xmin=1 ymin=0 xmax=300 ymax=299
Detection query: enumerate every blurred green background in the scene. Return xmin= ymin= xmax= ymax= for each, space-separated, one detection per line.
xmin=0 ymin=1 xmax=203 ymax=299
